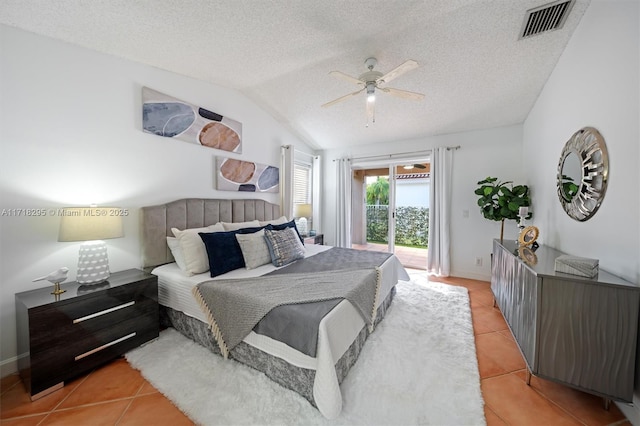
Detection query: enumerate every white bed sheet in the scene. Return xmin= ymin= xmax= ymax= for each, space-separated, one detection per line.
xmin=152 ymin=244 xmax=409 ymax=419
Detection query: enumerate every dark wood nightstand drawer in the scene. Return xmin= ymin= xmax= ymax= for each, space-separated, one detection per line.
xmin=29 ymin=312 xmax=158 ymax=395
xmin=28 ymin=282 xmax=157 ymax=353
xmin=16 ymin=269 xmax=159 ymax=399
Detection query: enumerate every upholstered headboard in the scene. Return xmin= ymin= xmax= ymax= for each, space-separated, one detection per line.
xmin=141 ymin=198 xmax=281 ymax=269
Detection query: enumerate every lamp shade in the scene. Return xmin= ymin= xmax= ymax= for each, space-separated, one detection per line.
xmin=293 ymin=203 xmax=312 ymax=218
xmin=58 ymin=207 xmax=124 ymax=242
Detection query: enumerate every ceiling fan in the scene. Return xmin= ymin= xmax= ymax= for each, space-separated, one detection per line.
xmin=403 ymin=163 xmax=427 ymax=170
xmin=322 ymin=57 xmax=425 ymax=124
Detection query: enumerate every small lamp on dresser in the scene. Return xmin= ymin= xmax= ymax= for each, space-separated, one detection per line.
xmin=58 ymin=206 xmax=124 ymax=284
xmin=293 ymin=203 xmax=312 ymax=236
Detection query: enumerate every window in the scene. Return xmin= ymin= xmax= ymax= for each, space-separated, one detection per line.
xmin=293 ymin=162 xmax=312 ymax=204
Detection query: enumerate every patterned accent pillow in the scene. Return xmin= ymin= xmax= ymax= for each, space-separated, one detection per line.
xmin=266 ymin=219 xmax=304 ymax=244
xmin=264 ymin=227 xmax=305 ymax=267
xmin=235 ymin=229 xmax=272 ymax=270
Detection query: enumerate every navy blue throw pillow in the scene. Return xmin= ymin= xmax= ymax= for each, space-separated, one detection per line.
xmin=199 ymin=226 xmax=264 ymax=277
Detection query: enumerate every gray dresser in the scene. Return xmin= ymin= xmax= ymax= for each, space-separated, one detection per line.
xmin=491 ymin=239 xmax=639 ymax=403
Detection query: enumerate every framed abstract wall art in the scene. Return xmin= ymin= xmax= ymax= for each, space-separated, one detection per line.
xmin=142 ymin=87 xmax=242 ymax=153
xmin=216 ymin=157 xmax=279 ymax=193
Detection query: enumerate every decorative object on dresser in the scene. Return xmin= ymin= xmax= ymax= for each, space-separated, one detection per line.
xmin=554 ymin=254 xmax=599 ymax=278
xmin=491 ymin=239 xmax=639 ymax=407
xmin=557 ymin=126 xmax=609 ymax=222
xmin=215 ymin=156 xmax=279 ymax=193
xmin=518 ymin=225 xmax=539 ymax=247
xmin=58 ymin=206 xmax=124 ymax=284
xmin=293 ymin=203 xmax=312 ymax=236
xmin=32 ymin=267 xmax=69 ymax=295
xmin=142 ymin=87 xmax=242 ymax=153
xmin=15 ymin=269 xmax=159 ymax=400
xmin=475 ymin=177 xmax=531 ymax=242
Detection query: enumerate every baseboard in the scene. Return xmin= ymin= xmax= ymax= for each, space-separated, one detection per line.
xmin=450 ymin=268 xmax=491 ymax=282
xmin=616 ymin=399 xmax=639 ymax=425
xmin=1 ymin=356 xmax=18 ymax=378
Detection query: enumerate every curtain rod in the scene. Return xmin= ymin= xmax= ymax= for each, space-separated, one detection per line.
xmin=349 ymin=145 xmax=460 ymax=162
xmin=294 ymin=149 xmax=315 ymax=158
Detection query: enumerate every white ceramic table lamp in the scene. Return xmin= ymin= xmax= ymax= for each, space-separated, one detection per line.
xmin=293 ymin=203 xmax=312 ymax=236
xmin=58 ymin=207 xmax=124 ymax=284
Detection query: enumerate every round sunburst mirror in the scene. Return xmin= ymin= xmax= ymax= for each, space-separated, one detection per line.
xmin=557 ymin=127 xmax=609 ymax=221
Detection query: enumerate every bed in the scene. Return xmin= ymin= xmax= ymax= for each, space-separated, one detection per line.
xmin=141 ymin=198 xmax=409 ymax=419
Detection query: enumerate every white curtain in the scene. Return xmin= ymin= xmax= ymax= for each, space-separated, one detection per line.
xmin=312 ymin=155 xmax=322 ymax=233
xmin=280 ymin=145 xmax=294 ymax=220
xmin=427 ymin=147 xmax=453 ymax=276
xmin=335 ymin=157 xmax=352 ymax=248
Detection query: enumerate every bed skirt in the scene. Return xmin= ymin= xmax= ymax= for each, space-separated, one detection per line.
xmin=159 ymin=286 xmax=396 ymax=407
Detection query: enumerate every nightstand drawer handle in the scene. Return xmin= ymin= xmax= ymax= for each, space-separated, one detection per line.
xmin=73 ymin=301 xmax=135 ymax=324
xmin=75 ymin=332 xmax=136 ymax=361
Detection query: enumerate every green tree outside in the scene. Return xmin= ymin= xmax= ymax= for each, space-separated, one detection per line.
xmin=366 ymin=177 xmax=389 ymax=205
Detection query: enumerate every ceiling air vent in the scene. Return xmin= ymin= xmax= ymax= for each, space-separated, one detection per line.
xmin=520 ymin=0 xmax=575 ymax=39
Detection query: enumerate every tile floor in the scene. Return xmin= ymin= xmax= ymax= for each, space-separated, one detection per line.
xmin=1 ymin=275 xmax=631 ymax=425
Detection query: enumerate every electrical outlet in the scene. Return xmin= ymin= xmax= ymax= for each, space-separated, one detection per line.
xmin=475 ymin=257 xmax=483 ymax=267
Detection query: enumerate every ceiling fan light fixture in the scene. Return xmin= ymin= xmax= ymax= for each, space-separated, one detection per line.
xmin=366 ymin=82 xmax=376 ymax=103
xmin=323 ymin=57 xmax=425 ymax=115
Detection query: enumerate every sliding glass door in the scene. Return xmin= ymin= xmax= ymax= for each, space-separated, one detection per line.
xmin=351 ymin=158 xmax=430 ymax=268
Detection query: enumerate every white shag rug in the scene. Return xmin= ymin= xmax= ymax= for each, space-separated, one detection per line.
xmin=126 ymin=274 xmax=485 ymax=425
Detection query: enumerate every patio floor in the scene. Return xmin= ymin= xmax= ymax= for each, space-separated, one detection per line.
xmin=351 ymin=242 xmax=427 ymax=270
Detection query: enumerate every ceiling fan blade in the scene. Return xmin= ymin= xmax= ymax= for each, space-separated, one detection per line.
xmin=329 ymin=71 xmax=364 ymax=86
xmin=378 ymin=86 xmax=425 ymax=101
xmin=376 ymin=59 xmax=419 ymax=84
xmin=321 ymin=88 xmax=365 ymax=108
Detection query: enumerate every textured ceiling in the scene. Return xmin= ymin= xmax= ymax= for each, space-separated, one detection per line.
xmin=0 ymin=0 xmax=590 ymax=150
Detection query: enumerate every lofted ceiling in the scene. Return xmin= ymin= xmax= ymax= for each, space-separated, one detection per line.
xmin=0 ymin=0 xmax=590 ymax=150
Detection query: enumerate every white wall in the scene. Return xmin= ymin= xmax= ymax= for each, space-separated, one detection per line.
xmin=0 ymin=25 xmax=312 ymax=376
xmin=522 ymin=0 xmax=639 ymax=421
xmin=321 ymin=124 xmax=524 ymax=280
xmin=396 ymin=179 xmax=429 ymax=208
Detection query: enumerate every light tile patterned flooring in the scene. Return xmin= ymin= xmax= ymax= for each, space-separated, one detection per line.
xmin=1 ymin=271 xmax=631 ymax=425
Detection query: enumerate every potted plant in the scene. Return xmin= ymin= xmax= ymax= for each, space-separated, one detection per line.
xmin=475 ymin=177 xmax=532 ymax=242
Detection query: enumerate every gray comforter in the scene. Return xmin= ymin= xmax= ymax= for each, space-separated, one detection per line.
xmin=193 ymin=247 xmax=392 ymax=358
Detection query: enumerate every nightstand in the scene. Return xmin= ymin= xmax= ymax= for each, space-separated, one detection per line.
xmin=304 ymin=234 xmax=324 ymax=245
xmin=15 ymin=269 xmax=159 ymax=400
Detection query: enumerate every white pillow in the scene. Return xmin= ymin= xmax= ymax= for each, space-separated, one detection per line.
xmin=258 ymin=216 xmax=289 ymax=227
xmin=171 ymin=223 xmax=225 ymax=275
xmin=235 ymin=230 xmax=272 ymax=269
xmin=166 ymin=237 xmax=188 ymax=272
xmin=221 ymin=220 xmax=260 ymax=231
